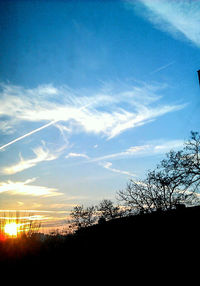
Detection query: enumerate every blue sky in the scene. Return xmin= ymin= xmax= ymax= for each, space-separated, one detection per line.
xmin=0 ymin=0 xmax=199 ymax=231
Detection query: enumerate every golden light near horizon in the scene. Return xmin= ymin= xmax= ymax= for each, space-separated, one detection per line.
xmin=0 ymin=210 xmax=46 ymax=239
xmin=4 ymin=222 xmax=19 ymax=237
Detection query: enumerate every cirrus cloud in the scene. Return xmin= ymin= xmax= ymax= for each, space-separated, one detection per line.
xmin=128 ymin=0 xmax=200 ymax=47
xmin=2 ymin=138 xmax=67 ymax=175
xmin=0 ymin=178 xmax=63 ymax=197
xmin=0 ymin=82 xmax=186 ymax=149
xmin=65 ymin=152 xmax=89 ymax=160
xmin=2 ymin=144 xmax=59 ymax=175
xmin=100 ymin=161 xmax=136 ymax=177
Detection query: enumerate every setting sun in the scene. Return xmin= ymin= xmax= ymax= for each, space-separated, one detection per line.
xmin=4 ymin=222 xmax=18 ymax=237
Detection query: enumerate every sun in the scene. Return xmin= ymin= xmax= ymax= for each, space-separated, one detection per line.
xmin=4 ymin=222 xmax=19 ymax=237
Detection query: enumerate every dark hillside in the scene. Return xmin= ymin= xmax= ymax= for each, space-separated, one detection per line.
xmin=74 ymin=205 xmax=200 ymax=254
xmin=1 ymin=206 xmax=200 ymax=276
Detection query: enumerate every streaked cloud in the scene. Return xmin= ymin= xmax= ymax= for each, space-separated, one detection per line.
xmin=130 ymin=0 xmax=200 ymax=47
xmin=101 ymin=161 xmax=136 ymax=177
xmin=90 ymin=145 xmax=148 ymax=163
xmin=0 ymin=121 xmax=14 ymax=135
xmin=49 ymin=203 xmax=78 ymax=209
xmin=153 ymin=140 xmax=184 ymax=151
xmin=0 ymin=214 xmax=47 ymax=221
xmin=0 ymin=82 xmax=186 ymax=147
xmin=54 ymin=123 xmax=71 ymax=144
xmin=2 ymin=143 xmax=60 ymax=174
xmin=0 ymin=209 xmax=68 ymax=214
xmin=65 ymin=139 xmax=184 ymax=176
xmin=90 ymin=139 xmax=184 ymax=162
xmin=0 ymin=178 xmax=63 ymax=197
xmin=65 ymin=152 xmax=89 ymax=160
xmin=17 ymin=201 xmax=24 ymax=207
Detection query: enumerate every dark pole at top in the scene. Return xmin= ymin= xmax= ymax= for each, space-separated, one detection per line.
xmin=197 ymin=70 xmax=200 ymax=86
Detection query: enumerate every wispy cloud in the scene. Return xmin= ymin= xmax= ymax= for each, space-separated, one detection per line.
xmin=65 ymin=152 xmax=89 ymax=160
xmin=48 ymin=203 xmax=78 ymax=209
xmin=0 ymin=121 xmax=14 ymax=135
xmin=100 ymin=161 xmax=136 ymax=177
xmin=99 ymin=139 xmax=183 ymax=177
xmin=54 ymin=123 xmax=71 ymax=144
xmin=0 ymin=178 xmax=63 ymax=197
xmin=90 ymin=139 xmax=184 ymax=162
xmin=90 ymin=145 xmax=149 ymax=163
xmin=0 ymin=82 xmax=186 ymax=149
xmin=65 ymin=139 xmax=184 ymax=176
xmin=2 ymin=143 xmax=59 ymax=175
xmin=130 ymin=0 xmax=200 ymax=47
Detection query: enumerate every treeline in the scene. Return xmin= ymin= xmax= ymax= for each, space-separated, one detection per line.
xmin=1 ymin=131 xmax=199 ymax=275
xmin=69 ymin=131 xmax=200 ymax=230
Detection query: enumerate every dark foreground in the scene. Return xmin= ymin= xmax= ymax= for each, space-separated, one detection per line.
xmin=1 ymin=206 xmax=200 ymax=279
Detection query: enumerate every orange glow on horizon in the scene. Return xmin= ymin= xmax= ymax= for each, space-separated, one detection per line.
xmin=0 ymin=233 xmax=6 ymax=241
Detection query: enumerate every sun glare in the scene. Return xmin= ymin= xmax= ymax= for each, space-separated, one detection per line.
xmin=4 ymin=222 xmax=18 ymax=237
xmin=0 ymin=211 xmax=42 ymax=239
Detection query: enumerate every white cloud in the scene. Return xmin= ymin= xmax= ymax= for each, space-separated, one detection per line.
xmin=106 ymin=104 xmax=185 ymax=139
xmin=132 ymin=0 xmax=200 ymax=47
xmin=101 ymin=161 xmax=136 ymax=177
xmin=0 ymin=121 xmax=15 ymax=135
xmin=49 ymin=203 xmax=78 ymax=209
xmin=153 ymin=140 xmax=184 ymax=151
xmin=33 ymin=84 xmax=58 ymax=96
xmin=90 ymin=140 xmax=184 ymax=162
xmin=63 ymin=139 xmax=184 ymax=168
xmin=63 ymin=138 xmax=184 ymax=180
xmin=54 ymin=123 xmax=71 ymax=144
xmin=65 ymin=152 xmax=89 ymax=159
xmin=2 ymin=143 xmax=59 ymax=174
xmin=89 ymin=145 xmax=149 ymax=162
xmin=97 ymin=138 xmax=184 ymax=178
xmin=0 ymin=178 xmax=63 ymax=197
xmin=0 ymin=82 xmax=186 ymax=147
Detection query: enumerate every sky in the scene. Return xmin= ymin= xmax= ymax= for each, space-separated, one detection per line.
xmin=0 ymin=0 xmax=199 ymax=232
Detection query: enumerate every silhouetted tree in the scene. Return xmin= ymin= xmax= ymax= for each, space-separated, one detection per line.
xmin=97 ymin=199 xmax=121 ymax=221
xmin=157 ymin=131 xmax=200 ymax=193
xmin=70 ymin=205 xmax=97 ymax=230
xmin=117 ymin=176 xmax=164 ymax=213
xmin=118 ymin=131 xmax=200 ymax=213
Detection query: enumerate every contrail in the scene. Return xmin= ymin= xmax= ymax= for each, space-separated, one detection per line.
xmin=0 ymin=120 xmax=58 ymax=151
xmin=150 ymin=61 xmax=175 ymax=75
xmin=0 ymin=102 xmax=91 ymax=151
